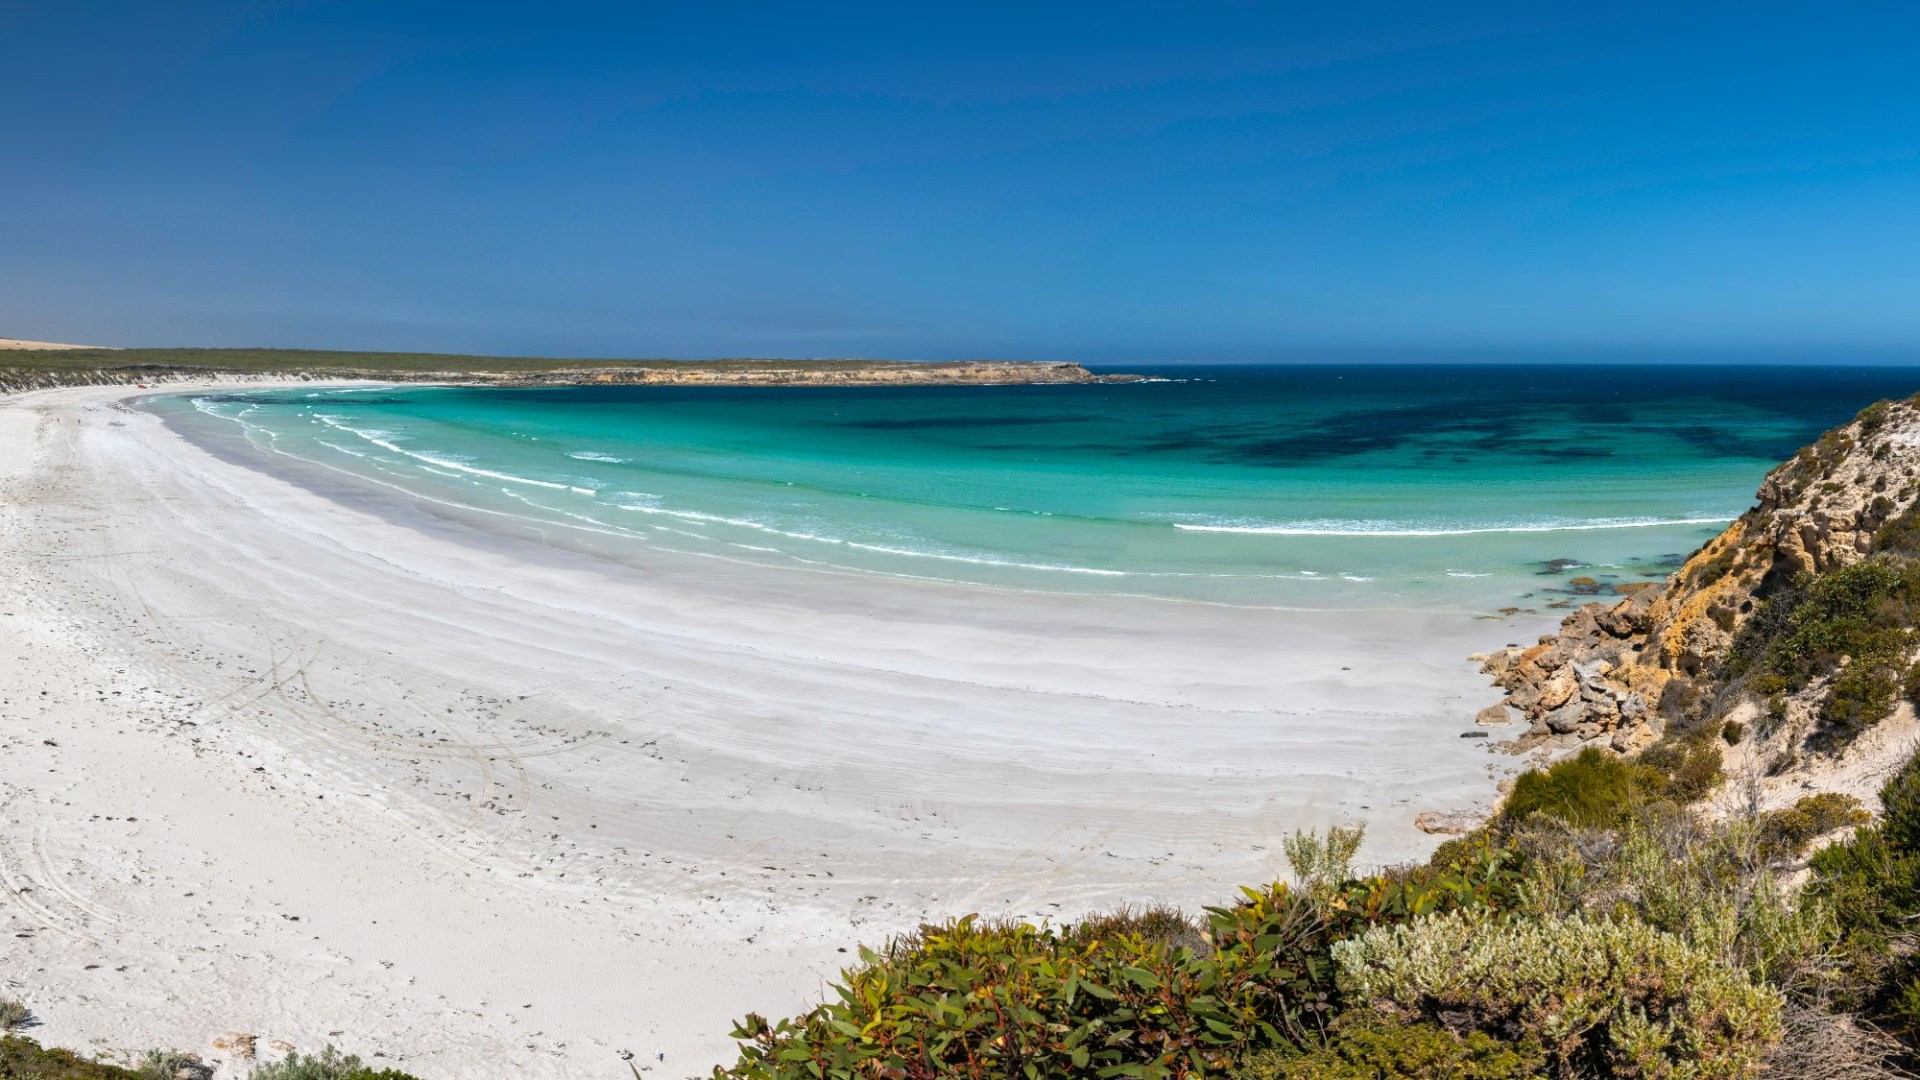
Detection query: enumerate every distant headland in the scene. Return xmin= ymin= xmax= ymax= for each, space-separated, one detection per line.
xmin=0 ymin=344 xmax=1143 ymax=393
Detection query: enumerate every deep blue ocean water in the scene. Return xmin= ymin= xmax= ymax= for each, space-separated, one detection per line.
xmin=153 ymin=365 xmax=1920 ymax=611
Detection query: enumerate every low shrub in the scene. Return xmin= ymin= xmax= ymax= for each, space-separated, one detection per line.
xmin=717 ymin=899 xmax=1336 ymax=1079
xmin=1331 ymin=911 xmax=1782 ymax=1079
xmin=1515 ymin=815 xmax=1833 ymax=993
xmin=0 ymin=1035 xmax=139 ymax=1079
xmin=1638 ymin=738 xmax=1726 ymax=803
xmin=1228 ymin=1015 xmax=1543 ymax=1080
xmin=1060 ymin=905 xmax=1206 ymax=951
xmin=1903 ymin=660 xmax=1920 ymax=707
xmin=246 ymin=1048 xmax=422 ymax=1080
xmin=1877 ymin=505 xmax=1920 ymax=556
xmin=1691 ymin=547 xmax=1740 ymax=589
xmin=1822 ymin=646 xmax=1912 ymax=747
xmin=1499 ymin=748 xmax=1664 ymax=829
xmin=1761 ymin=793 xmax=1870 ymax=860
xmin=137 ymin=1051 xmax=210 ymax=1080
xmin=1807 ymin=751 xmax=1920 ymax=1030
xmin=0 ymin=1001 xmax=28 ymax=1033
xmin=1281 ymin=826 xmax=1364 ymax=896
xmin=1879 ymin=742 xmax=1920 ymax=853
xmin=1808 ymin=824 xmax=1917 ymax=965
xmin=713 ymin=837 xmax=1529 ymax=1080
xmin=1722 ymin=558 xmax=1920 ymax=746
xmin=1733 ymin=560 xmax=1920 ymax=681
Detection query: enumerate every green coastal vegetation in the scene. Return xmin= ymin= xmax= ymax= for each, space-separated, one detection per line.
xmin=0 ymin=1035 xmax=423 ymax=1080
xmin=705 ymin=747 xmax=1917 ymax=1079
xmin=0 ymin=348 xmax=1102 ymax=393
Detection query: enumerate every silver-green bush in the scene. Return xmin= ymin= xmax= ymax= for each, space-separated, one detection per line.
xmin=1332 ymin=910 xmax=1782 ymax=1079
xmin=1516 ymin=817 xmax=1836 ymax=993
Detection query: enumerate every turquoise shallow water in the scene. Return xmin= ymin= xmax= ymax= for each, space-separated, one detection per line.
xmin=152 ymin=365 xmax=1920 ymax=611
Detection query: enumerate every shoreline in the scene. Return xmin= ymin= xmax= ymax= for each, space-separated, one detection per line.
xmin=0 ymin=380 xmax=1538 ymax=1077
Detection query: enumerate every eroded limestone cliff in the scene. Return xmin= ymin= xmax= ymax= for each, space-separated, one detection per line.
xmin=1483 ymin=396 xmax=1920 ymax=754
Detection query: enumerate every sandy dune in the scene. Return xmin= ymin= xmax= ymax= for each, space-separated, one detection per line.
xmin=0 ymin=381 xmax=1533 ymax=1078
xmin=0 ymin=337 xmax=105 ymax=350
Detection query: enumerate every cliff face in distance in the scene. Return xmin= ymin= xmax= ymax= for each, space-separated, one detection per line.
xmin=1484 ymin=395 xmax=1920 ymax=763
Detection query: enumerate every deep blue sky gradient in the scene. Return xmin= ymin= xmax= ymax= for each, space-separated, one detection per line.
xmin=5 ymin=1 xmax=1919 ymax=360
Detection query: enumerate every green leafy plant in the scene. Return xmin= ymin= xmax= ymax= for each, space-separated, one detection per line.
xmin=1808 ymin=750 xmax=1920 ymax=1031
xmin=1761 ymin=793 xmax=1870 ymax=860
xmin=1877 ymin=505 xmax=1920 ymax=556
xmin=0 ymin=1035 xmax=141 ymax=1079
xmin=1638 ymin=738 xmax=1727 ymax=803
xmin=1228 ymin=1015 xmax=1544 ymax=1080
xmin=1723 ymin=558 xmax=1920 ymax=747
xmin=717 ymin=905 xmax=1322 ymax=1078
xmin=713 ymin=835 xmax=1528 ymax=1079
xmin=247 ymin=1047 xmax=423 ymax=1080
xmin=136 ymin=1050 xmax=210 ymax=1080
xmin=1499 ymin=748 xmax=1664 ymax=829
xmin=1283 ymin=826 xmax=1365 ymax=896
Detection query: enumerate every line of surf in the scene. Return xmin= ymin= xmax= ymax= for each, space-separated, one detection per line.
xmin=307 ymin=412 xmax=594 ymax=494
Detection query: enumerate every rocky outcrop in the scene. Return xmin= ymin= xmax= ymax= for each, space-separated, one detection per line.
xmin=1414 ymin=809 xmax=1487 ymax=835
xmin=1483 ymin=397 xmax=1920 ymax=750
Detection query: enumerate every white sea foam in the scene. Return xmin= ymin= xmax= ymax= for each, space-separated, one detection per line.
xmin=610 ymin=500 xmax=1131 ymax=576
xmin=614 ymin=502 xmax=837 ymax=544
xmin=843 ymin=540 xmax=1128 ymax=576
xmin=313 ymin=415 xmax=583 ymax=492
xmin=567 ymin=451 xmax=631 ymax=463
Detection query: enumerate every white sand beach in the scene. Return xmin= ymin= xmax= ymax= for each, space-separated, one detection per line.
xmin=0 ymin=381 xmax=1535 ymax=1078
xmin=0 ymin=338 xmax=102 ymax=350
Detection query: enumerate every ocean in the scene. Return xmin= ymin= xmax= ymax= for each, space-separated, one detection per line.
xmin=150 ymin=364 xmax=1920 ymax=613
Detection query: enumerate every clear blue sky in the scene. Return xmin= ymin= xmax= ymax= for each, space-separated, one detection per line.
xmin=4 ymin=1 xmax=1918 ymax=361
